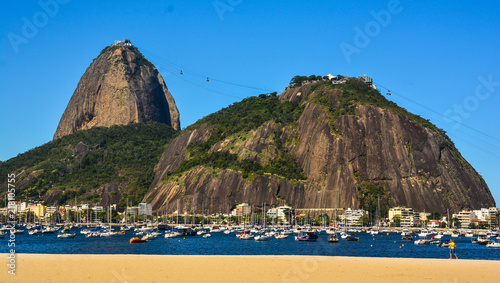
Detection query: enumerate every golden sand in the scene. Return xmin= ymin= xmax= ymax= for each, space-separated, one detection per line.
xmin=2 ymin=254 xmax=499 ymax=283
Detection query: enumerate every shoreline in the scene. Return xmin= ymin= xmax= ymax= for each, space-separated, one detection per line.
xmin=2 ymin=254 xmax=500 ymax=282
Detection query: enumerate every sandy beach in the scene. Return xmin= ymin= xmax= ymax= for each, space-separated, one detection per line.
xmin=2 ymin=254 xmax=499 ymax=283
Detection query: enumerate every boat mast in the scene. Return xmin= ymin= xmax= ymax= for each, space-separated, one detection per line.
xmin=335 ymin=190 xmax=338 ymax=231
xmin=193 ymin=195 xmax=195 ymax=226
xmin=376 ymin=196 xmax=380 ymax=229
xmin=263 ymin=203 xmax=266 ymax=229
xmin=201 ymin=199 xmax=204 ymax=227
xmin=447 ymin=208 xmax=450 ymax=229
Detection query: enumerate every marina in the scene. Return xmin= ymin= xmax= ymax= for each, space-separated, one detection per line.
xmin=3 ymin=225 xmax=500 ymax=260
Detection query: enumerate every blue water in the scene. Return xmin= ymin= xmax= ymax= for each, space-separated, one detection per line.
xmin=5 ymin=231 xmax=500 ymax=260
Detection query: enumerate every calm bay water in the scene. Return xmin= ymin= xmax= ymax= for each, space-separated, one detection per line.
xmin=5 ymin=230 xmax=500 ymax=260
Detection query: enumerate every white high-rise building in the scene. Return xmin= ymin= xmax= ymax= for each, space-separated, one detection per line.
xmin=138 ymin=203 xmax=152 ymax=216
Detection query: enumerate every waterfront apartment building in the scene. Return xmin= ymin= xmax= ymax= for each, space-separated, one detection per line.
xmin=388 ymin=206 xmax=405 ymax=221
xmin=31 ymin=204 xmax=46 ymax=217
xmin=231 ymin=203 xmax=251 ymax=217
xmin=388 ymin=207 xmax=419 ymax=227
xmin=453 ymin=210 xmax=473 ymax=228
xmin=138 ymin=203 xmax=152 ymax=216
xmin=342 ymin=208 xmax=365 ymax=226
xmin=126 ymin=207 xmax=139 ymax=217
xmin=472 ymin=208 xmax=490 ymax=221
xmin=46 ymin=206 xmax=57 ymax=215
xmin=267 ymin=205 xmax=292 ymax=221
xmin=402 ymin=209 xmax=419 ymax=227
xmin=93 ymin=206 xmax=104 ymax=213
xmin=18 ymin=202 xmax=27 ymax=213
xmin=419 ymin=212 xmax=430 ymax=223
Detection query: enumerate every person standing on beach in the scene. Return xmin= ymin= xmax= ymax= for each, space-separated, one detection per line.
xmin=449 ymin=239 xmax=458 ymax=259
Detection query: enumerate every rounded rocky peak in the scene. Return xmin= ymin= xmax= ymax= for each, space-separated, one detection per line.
xmin=53 ymin=44 xmax=180 ymax=139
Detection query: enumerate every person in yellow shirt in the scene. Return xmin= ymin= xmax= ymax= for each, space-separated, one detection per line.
xmin=449 ymin=238 xmax=458 ymax=259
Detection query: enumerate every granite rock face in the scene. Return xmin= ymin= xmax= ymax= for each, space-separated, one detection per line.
xmin=144 ymin=82 xmax=495 ymax=214
xmin=54 ymin=44 xmax=180 ymax=139
xmin=280 ymin=85 xmax=494 ymax=213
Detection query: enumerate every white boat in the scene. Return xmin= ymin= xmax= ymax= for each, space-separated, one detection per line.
xmin=164 ymin=232 xmax=180 ymax=238
xmin=203 ymin=233 xmax=211 ymax=238
xmin=120 ymin=225 xmax=131 ymax=231
xmin=57 ymin=233 xmax=76 ymax=239
xmin=465 ymin=230 xmax=474 ymax=237
xmin=486 ymin=241 xmax=500 ymax=248
xmin=328 ymin=234 xmax=339 ymax=243
xmin=477 ymin=233 xmax=490 ymax=245
xmin=275 ymin=233 xmax=288 ymax=239
xmin=196 ymin=230 xmax=206 ymax=235
xmin=451 ymin=231 xmax=460 ymax=238
xmin=223 ymin=230 xmax=231 ymax=235
xmin=138 ymin=226 xmax=153 ymax=233
xmin=143 ymin=233 xmax=157 ymax=240
xmin=238 ymin=232 xmax=254 ymax=240
xmin=438 ymin=241 xmax=450 ymax=247
xmin=418 ymin=229 xmax=433 ymax=237
xmin=340 ymin=232 xmax=349 ymax=239
xmin=254 ymin=234 xmax=272 ymax=241
xmin=86 ymin=232 xmax=100 ymax=238
xmin=42 ymin=227 xmax=57 ymax=234
xmin=100 ymin=231 xmax=116 ymax=237
xmin=29 ymin=229 xmax=41 ymax=235
xmin=414 ymin=239 xmax=431 ymax=245
xmin=486 ymin=230 xmax=498 ymax=238
xmin=434 ymin=232 xmax=444 ymax=239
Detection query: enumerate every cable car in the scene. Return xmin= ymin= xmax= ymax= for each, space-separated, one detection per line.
xmin=386 ymin=90 xmax=391 ymax=95
xmin=180 ymin=70 xmax=183 ymax=75
xmin=206 ymin=77 xmax=209 ymax=82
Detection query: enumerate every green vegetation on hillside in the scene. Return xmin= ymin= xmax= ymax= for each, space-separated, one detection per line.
xmin=0 ymin=122 xmax=177 ymax=205
xmin=308 ymin=77 xmax=449 ymax=138
xmin=177 ymin=93 xmax=306 ymax=180
xmin=357 ymin=181 xmax=390 ymax=219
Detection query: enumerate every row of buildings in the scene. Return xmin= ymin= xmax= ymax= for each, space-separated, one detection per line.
xmin=1 ymin=201 xmax=153 ymax=220
xmin=4 ymin=200 xmax=498 ymax=228
xmin=229 ymin=203 xmax=292 ymax=221
xmin=388 ymin=206 xmax=500 ymax=228
xmin=228 ymin=203 xmax=500 ymax=228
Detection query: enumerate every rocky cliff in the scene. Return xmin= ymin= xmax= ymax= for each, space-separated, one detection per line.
xmin=53 ymin=43 xmax=180 ymax=139
xmin=144 ymin=79 xmax=495 ymax=215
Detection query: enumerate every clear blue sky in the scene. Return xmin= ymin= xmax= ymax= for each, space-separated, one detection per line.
xmin=1 ymin=1 xmax=499 ymax=204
